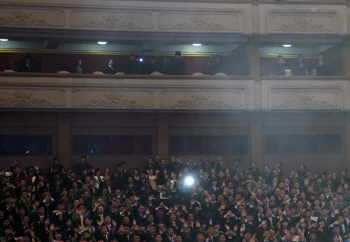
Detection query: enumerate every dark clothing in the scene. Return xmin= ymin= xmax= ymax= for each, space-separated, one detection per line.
xmin=317 ymin=62 xmax=329 ymax=76
xmin=73 ymin=161 xmax=93 ymax=174
xmin=144 ymin=61 xmax=158 ymax=74
xmin=74 ymin=66 xmax=83 ymax=74
xmin=162 ymin=60 xmax=175 ymax=75
xmin=174 ymin=57 xmax=186 ymax=75
xmin=275 ymin=62 xmax=287 ymax=76
xmin=125 ymin=59 xmax=138 ymax=74
xmin=210 ymin=61 xmax=224 ymax=75
xmin=19 ymin=64 xmax=33 ymax=73
xmin=104 ymin=65 xmax=117 ymax=74
xmin=293 ymin=61 xmax=306 ymax=76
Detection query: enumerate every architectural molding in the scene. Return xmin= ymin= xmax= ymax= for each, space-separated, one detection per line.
xmin=171 ymin=94 xmax=232 ymax=109
xmin=272 ymin=94 xmax=336 ymax=109
xmin=83 ymin=94 xmax=143 ymax=108
xmin=0 ymin=92 xmax=51 ymax=107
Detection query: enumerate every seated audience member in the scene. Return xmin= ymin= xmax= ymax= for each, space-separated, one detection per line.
xmin=1 ymin=152 xmax=350 ymax=242
xmin=293 ymin=54 xmax=306 ymax=76
xmin=208 ymin=55 xmax=223 ymax=75
xmin=104 ymin=59 xmax=117 ymax=74
xmin=74 ymin=59 xmax=83 ymax=74
xmin=19 ymin=59 xmax=33 ymax=72
xmin=317 ymin=54 xmax=329 ymax=76
xmin=275 ymin=55 xmax=287 ymax=76
xmin=173 ymin=51 xmax=186 ymax=75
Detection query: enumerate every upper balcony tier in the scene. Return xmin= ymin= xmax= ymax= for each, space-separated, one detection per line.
xmin=0 ymin=72 xmax=348 ymax=112
xmin=0 ymin=0 xmax=348 ymax=46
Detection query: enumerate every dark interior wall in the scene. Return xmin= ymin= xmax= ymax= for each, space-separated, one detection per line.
xmin=262 ymin=126 xmax=346 ymax=174
xmin=0 ymin=52 xmax=234 ymax=75
xmin=320 ymin=44 xmax=344 ymax=76
xmin=0 ymin=112 xmax=347 ymax=174
xmin=231 ymin=43 xmax=250 ymax=76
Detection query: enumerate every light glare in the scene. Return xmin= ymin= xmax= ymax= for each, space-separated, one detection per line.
xmin=97 ymin=41 xmax=108 ymax=45
xmin=192 ymin=43 xmax=202 ymax=47
xmin=0 ymin=39 xmax=8 ymax=42
xmin=283 ymin=44 xmax=292 ymax=48
xmin=184 ymin=176 xmax=195 ymax=186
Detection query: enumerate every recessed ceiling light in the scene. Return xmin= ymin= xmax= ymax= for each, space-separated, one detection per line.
xmin=192 ymin=43 xmax=202 ymax=47
xmin=97 ymin=41 xmax=107 ymax=45
xmin=0 ymin=39 xmax=8 ymax=42
xmin=283 ymin=44 xmax=292 ymax=48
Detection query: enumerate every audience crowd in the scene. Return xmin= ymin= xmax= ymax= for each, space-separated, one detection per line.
xmin=0 ymin=155 xmax=347 ymax=242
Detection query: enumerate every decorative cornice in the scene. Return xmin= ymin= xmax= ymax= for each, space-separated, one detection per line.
xmin=272 ymin=95 xmax=336 ymax=109
xmin=172 ymin=94 xmax=232 ymax=109
xmin=171 ymin=16 xmax=229 ymax=31
xmin=272 ymin=18 xmax=334 ymax=33
xmin=0 ymin=12 xmax=51 ymax=27
xmin=83 ymin=94 xmax=142 ymax=108
xmin=82 ymin=15 xmax=140 ymax=29
xmin=0 ymin=92 xmax=51 ymax=107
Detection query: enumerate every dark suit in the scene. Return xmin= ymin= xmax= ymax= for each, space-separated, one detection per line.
xmin=275 ymin=62 xmax=286 ymax=76
xmin=19 ymin=64 xmax=33 ymax=72
xmin=317 ymin=62 xmax=328 ymax=76
xmin=98 ymin=234 xmax=113 ymax=242
xmin=174 ymin=57 xmax=186 ymax=75
xmin=104 ymin=65 xmax=116 ymax=74
xmin=264 ymin=216 xmax=278 ymax=230
xmin=293 ymin=61 xmax=306 ymax=76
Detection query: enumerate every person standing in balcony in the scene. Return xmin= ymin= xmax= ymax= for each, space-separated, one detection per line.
xmin=208 ymin=55 xmax=224 ymax=75
xmin=74 ymin=60 xmax=83 ymax=74
xmin=19 ymin=59 xmax=33 ymax=72
xmin=144 ymin=56 xmax=158 ymax=74
xmin=104 ymin=59 xmax=117 ymax=74
xmin=316 ymin=54 xmax=329 ymax=76
xmin=275 ymin=55 xmax=287 ymax=76
xmin=162 ymin=56 xmax=174 ymax=75
xmin=293 ymin=55 xmax=307 ymax=76
xmin=124 ymin=54 xmax=138 ymax=74
xmin=173 ymin=51 xmax=186 ymax=75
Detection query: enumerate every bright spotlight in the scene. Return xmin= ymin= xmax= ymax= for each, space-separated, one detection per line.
xmin=139 ymin=58 xmax=144 ymax=62
xmin=184 ymin=176 xmax=195 ymax=186
xmin=192 ymin=43 xmax=202 ymax=47
xmin=283 ymin=44 xmax=292 ymax=48
xmin=97 ymin=41 xmax=108 ymax=45
xmin=0 ymin=39 xmax=8 ymax=42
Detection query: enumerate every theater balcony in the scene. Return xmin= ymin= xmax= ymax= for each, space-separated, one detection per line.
xmin=0 ymin=73 xmax=349 ymax=112
xmin=0 ymin=0 xmax=350 ymax=113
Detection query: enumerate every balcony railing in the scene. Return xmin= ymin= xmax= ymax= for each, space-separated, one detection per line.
xmin=0 ymin=72 xmax=348 ymax=111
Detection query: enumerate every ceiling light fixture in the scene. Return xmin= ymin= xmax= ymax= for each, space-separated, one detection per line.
xmin=0 ymin=39 xmax=8 ymax=42
xmin=97 ymin=41 xmax=107 ymax=45
xmin=283 ymin=44 xmax=292 ymax=48
xmin=192 ymin=43 xmax=202 ymax=47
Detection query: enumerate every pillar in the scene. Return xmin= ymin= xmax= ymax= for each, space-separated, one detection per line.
xmin=157 ymin=114 xmax=169 ymax=160
xmin=57 ymin=113 xmax=70 ymax=168
xmin=250 ymin=113 xmax=263 ymax=170
xmin=248 ymin=37 xmax=260 ymax=80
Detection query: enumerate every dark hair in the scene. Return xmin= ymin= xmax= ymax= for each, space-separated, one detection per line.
xmin=278 ymin=55 xmax=282 ymax=58
xmin=175 ymin=51 xmax=181 ymax=56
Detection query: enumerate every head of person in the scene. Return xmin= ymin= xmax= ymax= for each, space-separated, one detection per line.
xmin=298 ymin=55 xmax=304 ymax=62
xmin=175 ymin=51 xmax=181 ymax=58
